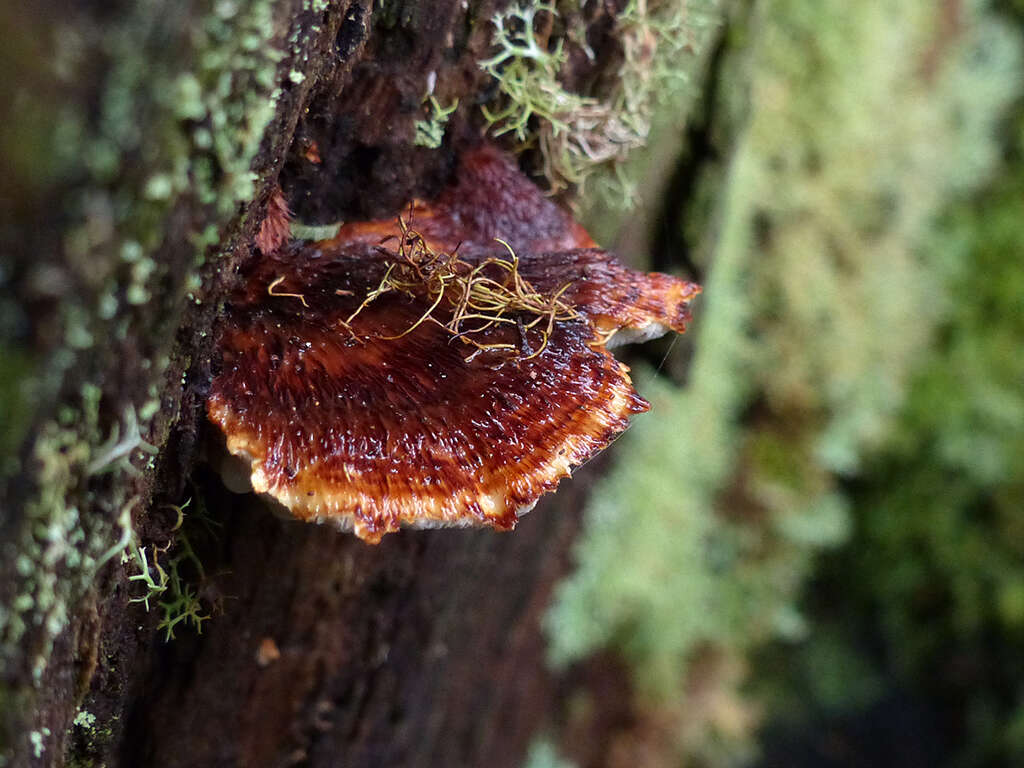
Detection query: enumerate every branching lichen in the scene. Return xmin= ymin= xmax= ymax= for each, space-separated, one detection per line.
xmin=414 ymin=96 xmax=459 ymax=148
xmin=126 ymin=501 xmax=212 ymax=641
xmin=479 ymin=0 xmax=721 ymax=201
xmin=86 ymin=407 xmax=158 ymax=478
xmin=2 ymin=401 xmax=158 ymax=696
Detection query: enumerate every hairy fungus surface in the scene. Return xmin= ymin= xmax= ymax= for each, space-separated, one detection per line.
xmin=208 ymin=145 xmax=700 ymax=542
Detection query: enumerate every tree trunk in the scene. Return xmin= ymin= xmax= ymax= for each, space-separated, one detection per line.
xmin=1 ymin=0 xmax=711 ymax=765
xmin=122 ymin=470 xmax=597 ymax=767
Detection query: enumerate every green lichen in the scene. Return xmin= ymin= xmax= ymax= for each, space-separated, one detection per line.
xmin=479 ymin=0 xmax=721 ymax=200
xmin=41 ymin=0 xmax=285 ymax=385
xmin=480 ymin=3 xmax=587 ymax=144
xmin=522 ymin=739 xmax=576 ymax=768
xmin=28 ymin=729 xmax=50 ymax=759
xmin=759 ymin=98 xmax=1024 ymax=766
xmin=127 ymin=518 xmax=211 ymax=640
xmin=190 ymin=0 xmax=285 ymax=219
xmin=72 ymin=711 xmax=96 ymax=730
xmin=291 ymin=221 xmax=344 ymax=240
xmin=1 ymin=403 xmax=151 ymax=696
xmin=2 ymin=0 xmax=292 ymax=759
xmin=413 ymin=96 xmax=459 ymax=148
xmin=743 ymin=0 xmax=1021 ymax=476
xmin=67 ymin=707 xmax=117 ymax=766
xmin=9 ymin=421 xmax=94 ymax=681
xmin=547 ymin=0 xmax=1021 ymax=742
xmin=545 ymin=150 xmax=758 ymax=691
xmin=86 ymin=407 xmax=158 ymax=478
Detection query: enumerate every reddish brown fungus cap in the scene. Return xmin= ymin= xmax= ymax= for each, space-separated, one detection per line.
xmin=207 ymin=145 xmax=700 ymax=543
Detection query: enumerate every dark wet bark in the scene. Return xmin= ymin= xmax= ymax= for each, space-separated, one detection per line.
xmin=122 ymin=470 xmax=595 ymax=768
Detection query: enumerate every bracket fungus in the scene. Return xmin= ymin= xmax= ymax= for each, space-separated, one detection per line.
xmin=207 ymin=145 xmax=700 ymax=543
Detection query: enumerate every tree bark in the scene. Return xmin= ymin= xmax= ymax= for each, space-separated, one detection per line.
xmin=123 ymin=470 xmax=596 ymax=767
xmin=2 ymin=0 xmax=672 ymax=765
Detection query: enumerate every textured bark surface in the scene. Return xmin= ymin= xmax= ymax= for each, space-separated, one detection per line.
xmin=124 ymin=471 xmax=594 ymax=768
xmin=1 ymin=0 xmax=655 ymax=765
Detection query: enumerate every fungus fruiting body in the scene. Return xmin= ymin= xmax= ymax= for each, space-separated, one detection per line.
xmin=208 ymin=146 xmax=699 ymax=542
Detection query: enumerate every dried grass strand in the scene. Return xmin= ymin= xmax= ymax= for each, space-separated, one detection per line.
xmin=347 ymin=216 xmax=578 ymax=361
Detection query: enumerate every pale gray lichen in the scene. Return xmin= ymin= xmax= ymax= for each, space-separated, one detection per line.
xmin=546 ymin=0 xmax=1023 ymax=725
xmin=291 ymin=222 xmax=344 ymax=241
xmin=29 ymin=728 xmax=50 ymax=759
xmin=72 ymin=711 xmax=96 ymax=730
xmin=414 ymin=96 xmax=459 ymax=148
xmin=2 ymin=0 xmax=292 ymax=758
xmin=521 ymin=739 xmax=576 ymax=768
xmin=68 ymin=707 xmax=117 ymax=762
xmin=479 ymin=0 xmax=722 ymax=201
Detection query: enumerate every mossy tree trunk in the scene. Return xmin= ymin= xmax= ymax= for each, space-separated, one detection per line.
xmin=1 ymin=0 xmax=705 ymax=766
